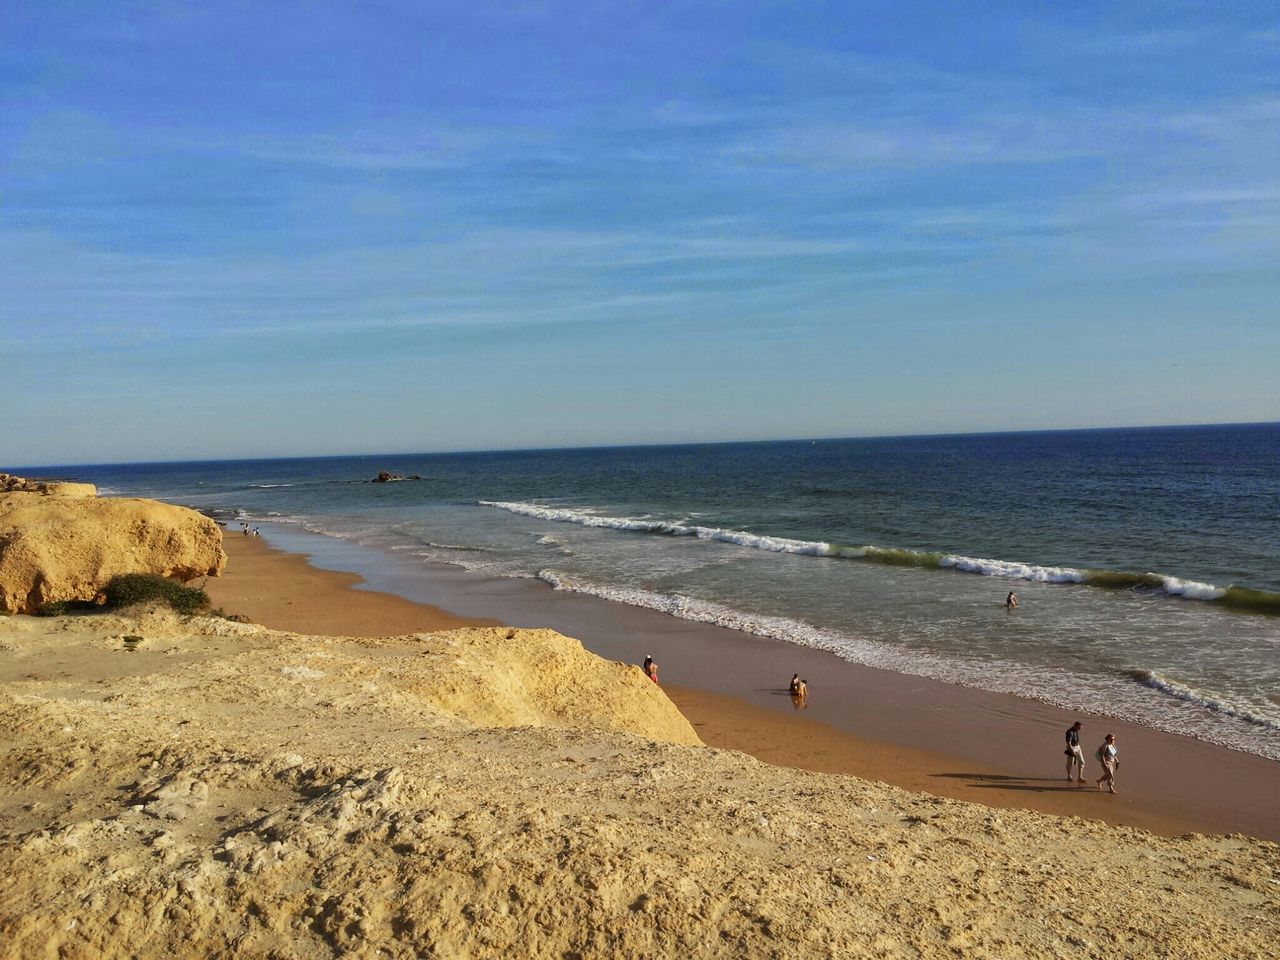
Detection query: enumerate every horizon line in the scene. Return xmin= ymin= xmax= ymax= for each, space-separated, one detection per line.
xmin=6 ymin=418 xmax=1278 ymax=473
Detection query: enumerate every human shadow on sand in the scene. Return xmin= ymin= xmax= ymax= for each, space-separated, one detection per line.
xmin=932 ymin=773 xmax=1091 ymax=793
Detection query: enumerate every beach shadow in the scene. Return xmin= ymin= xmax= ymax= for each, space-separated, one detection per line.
xmin=932 ymin=773 xmax=1089 ymax=793
xmin=933 ymin=773 xmax=1063 ymax=783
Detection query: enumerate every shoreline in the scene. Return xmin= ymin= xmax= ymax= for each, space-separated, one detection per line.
xmin=207 ymin=533 xmax=1280 ymax=841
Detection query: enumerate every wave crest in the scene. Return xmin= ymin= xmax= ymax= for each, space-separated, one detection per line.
xmin=478 ymin=500 xmax=1279 ymax=613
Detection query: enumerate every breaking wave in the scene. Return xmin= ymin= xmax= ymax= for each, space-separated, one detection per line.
xmin=1126 ymin=670 xmax=1280 ymax=732
xmin=534 ymin=569 xmax=947 ymax=675
xmin=481 ymin=500 xmax=1279 ymax=613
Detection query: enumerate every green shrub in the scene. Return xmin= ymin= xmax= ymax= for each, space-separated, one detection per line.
xmin=101 ymin=574 xmax=211 ymax=615
xmin=35 ymin=599 xmax=96 ymax=617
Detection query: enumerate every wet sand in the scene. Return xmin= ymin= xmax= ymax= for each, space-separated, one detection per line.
xmin=207 ymin=533 xmax=1280 ymax=841
xmin=202 ymin=534 xmax=497 ymax=635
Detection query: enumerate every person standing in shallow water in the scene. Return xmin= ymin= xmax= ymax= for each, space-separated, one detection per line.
xmin=1096 ymin=734 xmax=1119 ymax=793
xmin=789 ymin=674 xmax=808 ymax=708
xmin=1064 ymin=721 xmax=1086 ymax=783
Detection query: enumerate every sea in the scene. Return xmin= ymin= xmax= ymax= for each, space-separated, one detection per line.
xmin=18 ymin=423 xmax=1280 ymax=760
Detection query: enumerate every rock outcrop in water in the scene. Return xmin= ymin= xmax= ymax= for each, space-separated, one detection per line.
xmin=0 ymin=475 xmax=225 ymax=614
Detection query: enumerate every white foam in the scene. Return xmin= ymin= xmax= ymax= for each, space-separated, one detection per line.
xmin=1131 ymin=669 xmax=1280 ymax=731
xmin=480 ymin=500 xmax=837 ymax=556
xmin=940 ymin=554 xmax=1087 ymax=583
xmin=483 ymin=501 xmax=1238 ymax=603
xmin=1160 ymin=576 xmax=1226 ymax=601
xmin=536 ymin=569 xmax=975 ymax=678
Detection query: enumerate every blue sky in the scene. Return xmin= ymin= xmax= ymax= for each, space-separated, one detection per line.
xmin=3 ymin=1 xmax=1278 ymax=465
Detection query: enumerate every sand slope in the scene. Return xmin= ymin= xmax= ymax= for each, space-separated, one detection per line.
xmin=0 ymin=612 xmax=1275 ymax=959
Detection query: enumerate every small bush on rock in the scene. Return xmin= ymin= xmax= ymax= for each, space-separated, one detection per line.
xmin=35 ymin=600 xmax=96 ymax=617
xmin=101 ymin=574 xmax=210 ymax=615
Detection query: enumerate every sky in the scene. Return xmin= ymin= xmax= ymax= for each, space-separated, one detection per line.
xmin=3 ymin=1 xmax=1278 ymax=466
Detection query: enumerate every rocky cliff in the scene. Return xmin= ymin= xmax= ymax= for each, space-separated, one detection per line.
xmin=0 ymin=476 xmax=225 ymax=614
xmin=0 ymin=472 xmax=97 ymax=498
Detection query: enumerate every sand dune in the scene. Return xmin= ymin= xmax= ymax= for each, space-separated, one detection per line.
xmin=0 ymin=610 xmax=1275 ymax=959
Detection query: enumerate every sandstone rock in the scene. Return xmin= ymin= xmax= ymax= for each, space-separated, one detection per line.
xmin=0 ymin=477 xmax=226 ymax=614
xmin=0 ymin=473 xmax=96 ymax=498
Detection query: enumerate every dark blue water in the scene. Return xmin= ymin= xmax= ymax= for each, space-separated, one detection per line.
xmin=13 ymin=423 xmax=1280 ymax=757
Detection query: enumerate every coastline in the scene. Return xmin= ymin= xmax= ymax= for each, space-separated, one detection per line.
xmin=208 ymin=533 xmax=1280 ymax=841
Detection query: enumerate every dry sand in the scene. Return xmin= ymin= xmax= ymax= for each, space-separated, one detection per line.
xmin=2 ymin=535 xmax=1277 ymax=958
xmin=2 ymin=609 xmax=1277 ymax=959
xmin=200 ymin=534 xmax=495 ymax=636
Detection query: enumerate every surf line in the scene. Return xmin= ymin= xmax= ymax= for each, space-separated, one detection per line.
xmin=479 ymin=500 xmax=1280 ymax=615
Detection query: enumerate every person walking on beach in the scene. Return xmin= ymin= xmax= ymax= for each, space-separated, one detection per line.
xmin=1064 ymin=721 xmax=1085 ymax=783
xmin=1005 ymin=590 xmax=1018 ymax=610
xmin=1095 ymin=734 xmax=1119 ymax=793
xmin=642 ymin=656 xmax=659 ymax=684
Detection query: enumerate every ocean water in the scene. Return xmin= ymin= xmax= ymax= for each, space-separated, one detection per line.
xmin=20 ymin=424 xmax=1280 ymax=759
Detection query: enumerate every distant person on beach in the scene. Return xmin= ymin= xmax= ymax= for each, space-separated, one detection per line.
xmin=1064 ymin=721 xmax=1085 ymax=783
xmin=642 ymin=656 xmax=659 ymax=684
xmin=1005 ymin=591 xmax=1018 ymax=610
xmin=1095 ymin=734 xmax=1119 ymax=793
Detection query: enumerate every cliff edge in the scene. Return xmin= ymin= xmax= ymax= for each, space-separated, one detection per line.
xmin=0 ymin=613 xmax=1272 ymax=959
xmin=0 ymin=475 xmax=225 ymax=614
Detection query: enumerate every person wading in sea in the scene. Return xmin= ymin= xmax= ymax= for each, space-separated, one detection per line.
xmin=789 ymin=674 xmax=808 ymax=708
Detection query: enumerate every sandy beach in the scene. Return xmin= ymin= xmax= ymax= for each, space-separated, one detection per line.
xmin=206 ymin=534 xmax=1280 ymax=841
xmin=3 ymin=527 xmax=1278 ymax=957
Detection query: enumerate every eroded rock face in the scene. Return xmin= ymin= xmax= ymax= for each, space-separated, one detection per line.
xmin=0 ymin=473 xmax=97 ymax=498
xmin=0 ymin=477 xmax=225 ymax=614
